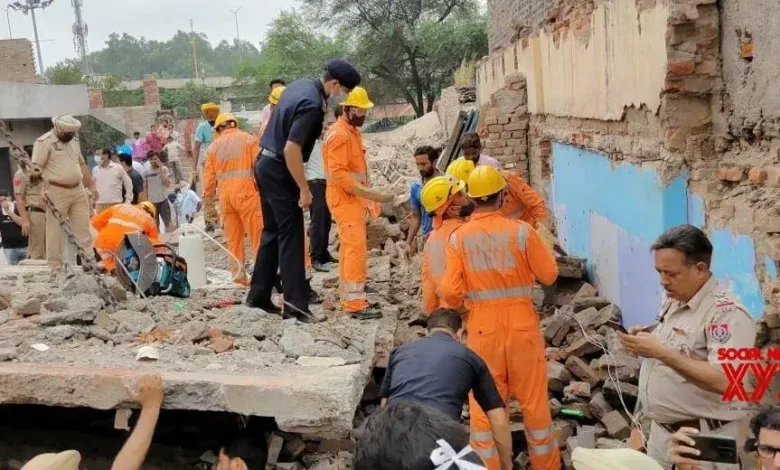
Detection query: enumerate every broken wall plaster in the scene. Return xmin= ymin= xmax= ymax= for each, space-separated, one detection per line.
xmin=477 ymin=0 xmax=669 ymax=120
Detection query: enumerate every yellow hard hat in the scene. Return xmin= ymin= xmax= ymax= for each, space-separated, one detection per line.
xmin=420 ymin=176 xmax=466 ymax=214
xmin=446 ymin=158 xmax=476 ymax=183
xmin=138 ymin=201 xmax=157 ymax=218
xmin=467 ymin=165 xmax=506 ymax=199
xmin=200 ymin=103 xmax=220 ymax=120
xmin=214 ymin=113 xmax=237 ymax=129
xmin=269 ymin=86 xmax=286 ymax=106
xmin=340 ymin=86 xmax=374 ymax=109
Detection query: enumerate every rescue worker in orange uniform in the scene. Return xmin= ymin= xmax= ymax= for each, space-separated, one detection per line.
xmin=323 ymin=87 xmax=394 ymax=320
xmin=440 ymin=166 xmax=560 ymax=470
xmin=419 ymin=175 xmax=474 ymax=315
xmin=447 ymin=158 xmax=548 ymax=227
xmin=203 ymin=113 xmax=262 ymax=285
xmin=91 ymin=201 xmax=160 ymax=272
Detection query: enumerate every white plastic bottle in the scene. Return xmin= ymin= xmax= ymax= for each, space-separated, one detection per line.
xmin=178 ymin=224 xmax=207 ymax=289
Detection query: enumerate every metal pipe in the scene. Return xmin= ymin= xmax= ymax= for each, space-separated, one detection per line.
xmin=4 ymin=8 xmax=11 ymax=38
xmin=30 ymin=6 xmax=43 ymax=73
xmin=231 ymin=7 xmax=242 ymax=62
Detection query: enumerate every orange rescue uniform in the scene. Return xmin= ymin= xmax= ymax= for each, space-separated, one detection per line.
xmin=91 ymin=204 xmax=159 ymax=271
xmin=422 ymin=217 xmax=465 ymax=314
xmin=203 ymin=127 xmax=262 ymax=282
xmin=441 ymin=212 xmax=559 ymax=470
xmin=499 ymin=171 xmax=547 ymax=227
xmin=322 ymin=116 xmax=376 ymax=313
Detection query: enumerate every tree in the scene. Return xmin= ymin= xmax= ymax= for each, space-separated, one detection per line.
xmin=302 ymin=0 xmax=487 ymax=116
xmin=77 ymin=116 xmax=126 ymax=155
xmin=47 ymin=63 xmax=83 ymax=85
xmin=235 ymin=11 xmax=350 ymax=94
xmin=160 ymin=82 xmax=222 ymax=120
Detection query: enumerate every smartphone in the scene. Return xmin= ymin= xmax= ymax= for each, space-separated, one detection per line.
xmin=610 ymin=322 xmax=656 ymax=335
xmin=689 ymin=434 xmax=738 ymax=464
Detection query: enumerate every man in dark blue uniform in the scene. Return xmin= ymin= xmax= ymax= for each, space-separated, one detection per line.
xmin=247 ymin=59 xmax=361 ymax=322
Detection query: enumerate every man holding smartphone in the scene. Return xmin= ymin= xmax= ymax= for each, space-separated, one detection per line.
xmin=618 ymin=225 xmax=756 ymax=469
xmin=670 ymin=405 xmax=780 ymax=469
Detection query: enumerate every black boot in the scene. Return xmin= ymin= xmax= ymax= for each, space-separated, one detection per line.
xmin=245 ymin=299 xmax=282 ymax=315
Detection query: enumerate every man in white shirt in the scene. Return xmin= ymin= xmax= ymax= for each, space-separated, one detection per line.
xmin=306 ymin=116 xmax=336 ymax=272
xmin=174 ymin=181 xmax=202 ymax=225
xmin=163 ymin=137 xmax=185 ymax=183
xmin=92 ymin=148 xmax=133 ymax=214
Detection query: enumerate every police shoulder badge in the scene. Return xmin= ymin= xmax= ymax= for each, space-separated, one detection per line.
xmin=710 ymin=323 xmax=731 ymax=344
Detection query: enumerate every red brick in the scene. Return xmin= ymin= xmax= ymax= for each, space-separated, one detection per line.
xmin=0 ymin=39 xmax=37 ymax=82
xmin=695 ymin=59 xmax=718 ymax=75
xmin=668 ymin=60 xmax=695 ymax=77
xmin=505 ymin=121 xmax=527 ymax=132
xmin=748 ymin=168 xmax=768 ymax=185
xmin=718 ymin=167 xmax=745 ymax=182
xmin=664 ymin=80 xmax=687 ymax=93
xmin=511 ymin=131 xmax=526 ymax=139
xmin=501 ymin=131 xmax=513 ymax=139
xmin=210 ymin=337 xmax=234 ymax=354
xmin=488 ymin=133 xmax=501 ymax=140
xmin=741 ymin=42 xmax=753 ymax=59
xmin=488 ymin=125 xmax=504 ymax=133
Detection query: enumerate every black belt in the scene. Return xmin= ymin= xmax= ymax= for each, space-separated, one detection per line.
xmin=260 ymin=148 xmax=282 ymax=161
xmin=659 ymin=418 xmax=730 ymax=434
xmin=309 ymin=179 xmax=326 ymax=184
xmin=27 ymin=206 xmax=45 ymax=214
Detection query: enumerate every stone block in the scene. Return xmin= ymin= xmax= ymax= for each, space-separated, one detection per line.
xmin=566 ymin=356 xmax=601 ymax=386
xmin=563 ymin=381 xmax=591 ymax=399
xmin=547 ymin=361 xmax=572 ymax=392
xmin=488 ymin=125 xmax=504 ymax=133
xmin=570 ymin=297 xmax=612 ymax=312
xmin=603 ymin=380 xmax=638 ymax=402
xmin=565 ymin=336 xmax=604 ymax=357
xmin=600 ymin=411 xmax=630 ymax=440
xmin=718 ymin=167 xmax=745 ymax=182
xmin=558 ymin=257 xmax=587 ymax=279
xmin=748 ymin=168 xmax=768 ymax=185
xmin=555 ymin=419 xmax=577 ymax=445
xmin=589 ymin=392 xmax=613 ymax=421
xmin=13 ymin=299 xmax=41 ymax=317
xmin=38 ymin=310 xmax=96 ymax=327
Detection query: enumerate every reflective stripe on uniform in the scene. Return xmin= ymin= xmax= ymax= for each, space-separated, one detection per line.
xmin=344 ymin=281 xmax=365 ymax=291
xmin=471 ymin=431 xmax=493 ymax=442
xmin=526 ymin=424 xmax=553 ymax=440
xmin=465 ymin=285 xmax=533 ymax=301
xmin=517 ymin=223 xmax=527 ymax=250
xmin=474 ymin=446 xmax=498 ymax=459
xmin=344 ymin=292 xmax=367 ymax=301
xmin=108 ymin=218 xmax=143 ymax=231
xmin=528 ymin=440 xmax=557 ymax=456
xmin=217 ymin=169 xmax=253 ymax=181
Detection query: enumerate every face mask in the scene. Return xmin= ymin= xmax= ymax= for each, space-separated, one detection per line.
xmin=348 ymin=114 xmax=366 ymax=127
xmin=58 ymin=133 xmax=75 ymax=143
xmin=458 ymin=201 xmax=476 ymax=218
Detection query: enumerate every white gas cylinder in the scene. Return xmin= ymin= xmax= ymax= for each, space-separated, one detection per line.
xmin=178 ymin=224 xmax=207 ymax=289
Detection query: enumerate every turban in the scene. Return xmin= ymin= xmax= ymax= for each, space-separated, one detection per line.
xmin=21 ymin=450 xmax=81 ymax=470
xmin=325 ymin=59 xmax=361 ymax=90
xmin=200 ymin=103 xmax=221 ymax=120
xmin=572 ymin=448 xmax=664 ymax=470
xmin=52 ymin=115 xmax=81 ymax=133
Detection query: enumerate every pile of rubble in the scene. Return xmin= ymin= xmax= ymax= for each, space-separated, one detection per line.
xmin=527 ymin=281 xmax=642 ymax=468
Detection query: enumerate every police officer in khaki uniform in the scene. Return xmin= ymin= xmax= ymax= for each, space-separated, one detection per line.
xmin=619 ymin=225 xmax=755 ymax=470
xmin=13 ymin=168 xmax=45 ymax=259
xmin=31 ymin=115 xmax=98 ymax=270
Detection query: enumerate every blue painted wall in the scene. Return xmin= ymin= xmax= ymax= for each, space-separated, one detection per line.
xmin=551 ymin=143 xmax=765 ymax=325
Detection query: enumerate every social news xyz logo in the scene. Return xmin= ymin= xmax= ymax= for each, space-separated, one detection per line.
xmin=718 ymin=347 xmax=780 ymax=402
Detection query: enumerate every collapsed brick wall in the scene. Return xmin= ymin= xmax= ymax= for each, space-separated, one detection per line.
xmin=0 ymin=39 xmax=37 ymax=83
xmin=482 ymin=74 xmax=530 ymax=179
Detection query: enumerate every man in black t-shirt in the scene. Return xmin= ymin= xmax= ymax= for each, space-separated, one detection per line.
xmin=119 ymin=153 xmax=144 ymax=205
xmin=379 ymin=308 xmax=513 ymax=470
xmin=0 ymin=191 xmax=28 ymax=265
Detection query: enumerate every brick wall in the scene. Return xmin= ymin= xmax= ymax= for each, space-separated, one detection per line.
xmin=482 ymin=73 xmax=529 ymax=178
xmin=0 ymin=39 xmax=37 ymax=83
xmin=143 ymin=79 xmax=160 ymax=106
xmin=487 ymin=0 xmax=553 ymax=51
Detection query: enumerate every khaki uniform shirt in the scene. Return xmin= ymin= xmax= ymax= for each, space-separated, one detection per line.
xmin=13 ymin=169 xmax=42 ymax=207
xmin=638 ymin=277 xmax=755 ymax=424
xmin=31 ymin=130 xmax=85 ymax=186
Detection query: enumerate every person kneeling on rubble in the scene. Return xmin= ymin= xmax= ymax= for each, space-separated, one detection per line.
xmin=379 ymin=308 xmax=512 ymax=470
xmin=354 ymin=400 xmax=487 ymax=470
xmin=91 ymin=201 xmax=160 ymax=271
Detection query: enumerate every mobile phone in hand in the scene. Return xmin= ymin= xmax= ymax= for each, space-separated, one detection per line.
xmin=689 ymin=434 xmax=738 ymax=464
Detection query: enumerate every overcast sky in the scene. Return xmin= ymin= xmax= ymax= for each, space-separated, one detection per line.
xmin=2 ymin=0 xmax=298 ymax=72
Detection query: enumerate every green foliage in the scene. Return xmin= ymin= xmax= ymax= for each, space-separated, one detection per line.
xmin=301 ymin=0 xmax=487 ymax=116
xmin=235 ymin=11 xmax=350 ymax=95
xmin=160 ymin=83 xmax=222 ymax=120
xmin=236 ymin=117 xmax=252 ymax=132
xmin=47 ymin=64 xmax=83 ymax=85
xmin=51 ymin=31 xmax=260 ymax=80
xmin=77 ymin=115 xmax=127 ymax=154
